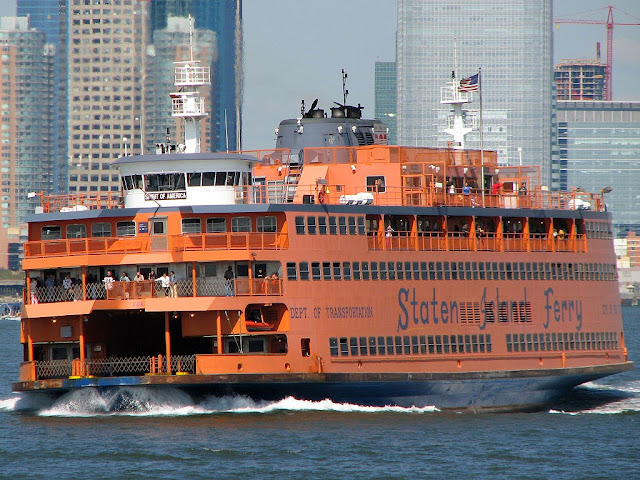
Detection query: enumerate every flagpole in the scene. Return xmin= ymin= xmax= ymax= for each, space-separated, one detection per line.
xmin=479 ymin=67 xmax=485 ymax=207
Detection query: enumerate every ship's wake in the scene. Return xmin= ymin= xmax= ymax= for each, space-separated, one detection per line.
xmin=549 ymin=380 xmax=640 ymax=415
xmin=0 ymin=388 xmax=438 ymax=417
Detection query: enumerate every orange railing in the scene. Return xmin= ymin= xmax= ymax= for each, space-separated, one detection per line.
xmin=36 ymin=185 xmax=605 ymax=214
xmin=369 ymin=230 xmax=584 ymax=254
xmin=24 ymin=232 xmax=289 ymax=259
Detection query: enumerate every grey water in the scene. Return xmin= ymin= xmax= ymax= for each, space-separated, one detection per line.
xmin=1 ymin=309 xmax=639 ymax=480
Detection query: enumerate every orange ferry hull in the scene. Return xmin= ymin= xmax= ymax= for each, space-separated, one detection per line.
xmin=12 ymin=362 xmax=631 ymax=412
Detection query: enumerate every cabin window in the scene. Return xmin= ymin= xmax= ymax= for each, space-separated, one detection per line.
xmin=362 ymin=262 xmax=370 ymax=280
xmin=353 ymin=262 xmax=361 ymax=280
xmin=286 ymin=262 xmax=297 ymax=280
xmin=350 ymin=337 xmax=358 ymax=356
xmin=295 ymin=216 xmax=305 ymax=235
xmin=333 ymin=262 xmax=342 ymax=280
xmin=339 ymin=338 xmax=349 ymax=356
xmin=116 ymin=221 xmax=136 ymax=237
xmin=366 ymin=175 xmax=386 ymax=193
xmin=343 ymin=262 xmax=351 ymax=280
xmin=338 ymin=216 xmax=347 ymax=235
xmin=42 ymin=225 xmax=62 ymax=240
xmin=377 ymin=337 xmax=386 ymax=355
xmin=311 ymin=262 xmax=321 ymax=280
xmin=357 ymin=337 xmax=367 ymax=356
xmin=371 ymin=262 xmax=378 ymax=280
xmin=187 ymin=172 xmax=201 ymax=186
xmin=388 ymin=262 xmax=396 ymax=280
xmin=231 ymin=217 xmax=251 ymax=232
xmin=348 ymin=217 xmax=357 ymax=235
xmin=301 ymin=338 xmax=311 ymax=357
xmin=144 ymin=173 xmax=185 ymax=192
xmin=257 ymin=216 xmax=277 ymax=233
xmin=322 ymin=262 xmax=331 ymax=280
xmin=206 ymin=217 xmax=226 ymax=233
xmin=357 ymin=217 xmax=365 ymax=235
xmin=91 ymin=222 xmax=111 ymax=237
xmin=329 ymin=338 xmax=338 ymax=356
xmin=66 ymin=224 xmax=87 ymax=238
xmin=318 ymin=217 xmax=327 ymax=235
xmin=307 ymin=217 xmax=317 ymax=235
xmin=181 ymin=218 xmax=201 ymax=234
xmin=299 ymin=262 xmax=309 ymax=280
xmin=329 ymin=217 xmax=337 ymax=235
xmin=380 ymin=262 xmax=387 ymax=280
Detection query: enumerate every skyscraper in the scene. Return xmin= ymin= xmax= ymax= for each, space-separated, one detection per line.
xmin=396 ymin=0 xmax=553 ymax=184
xmin=0 ymin=17 xmax=56 ymax=268
xmin=149 ymin=0 xmax=242 ymax=152
xmin=374 ymin=61 xmax=397 ymax=145
xmin=17 ymin=0 xmax=67 ymax=193
xmin=555 ymin=101 xmax=640 ymax=237
xmin=555 ymin=60 xmax=606 ymax=101
xmin=65 ymin=0 xmax=148 ymax=195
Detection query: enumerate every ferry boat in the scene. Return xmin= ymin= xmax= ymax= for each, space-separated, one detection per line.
xmin=12 ymin=55 xmax=631 ymax=412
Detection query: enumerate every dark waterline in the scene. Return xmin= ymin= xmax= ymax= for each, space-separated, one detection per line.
xmin=1 ymin=309 xmax=639 ymax=480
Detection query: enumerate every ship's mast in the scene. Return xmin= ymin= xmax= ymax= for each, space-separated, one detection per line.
xmin=170 ymin=15 xmax=211 ymax=154
xmin=440 ymin=37 xmax=475 ymax=150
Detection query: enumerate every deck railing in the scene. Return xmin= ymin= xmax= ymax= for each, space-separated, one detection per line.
xmin=24 ymin=232 xmax=289 ymax=259
xmin=370 ymin=231 xmax=586 ymax=254
xmin=35 ymin=183 xmax=605 ymax=214
xmin=28 ymin=278 xmax=284 ymax=304
xmin=34 ymin=354 xmax=196 ymax=380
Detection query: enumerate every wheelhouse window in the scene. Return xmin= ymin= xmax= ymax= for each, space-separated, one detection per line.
xmin=231 ymin=217 xmax=251 ymax=232
xmin=181 ymin=218 xmax=201 ymax=234
xmin=206 ymin=217 xmax=226 ymax=233
xmin=121 ymin=174 xmax=143 ymax=190
xmin=66 ymin=224 xmax=87 ymax=238
xmin=42 ymin=225 xmax=62 ymax=240
xmin=116 ymin=221 xmax=136 ymax=237
xmin=91 ymin=222 xmax=111 ymax=237
xmin=187 ymin=172 xmax=201 ymax=186
xmin=144 ymin=173 xmax=185 ymax=192
xmin=366 ymin=175 xmax=386 ymax=193
xmin=257 ymin=216 xmax=277 ymax=233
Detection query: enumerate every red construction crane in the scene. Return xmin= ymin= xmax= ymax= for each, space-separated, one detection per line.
xmin=555 ymin=5 xmax=640 ymax=101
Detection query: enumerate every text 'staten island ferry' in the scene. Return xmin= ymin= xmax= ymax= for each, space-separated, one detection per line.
xmin=13 ymin=54 xmax=631 ymax=412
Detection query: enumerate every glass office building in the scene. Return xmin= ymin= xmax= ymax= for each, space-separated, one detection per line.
xmin=17 ymin=0 xmax=67 ymax=193
xmin=396 ymin=0 xmax=553 ymax=184
xmin=374 ymin=61 xmax=397 ymax=145
xmin=556 ymin=101 xmax=640 ymax=237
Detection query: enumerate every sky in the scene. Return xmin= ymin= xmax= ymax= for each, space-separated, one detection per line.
xmin=0 ymin=0 xmax=638 ymax=149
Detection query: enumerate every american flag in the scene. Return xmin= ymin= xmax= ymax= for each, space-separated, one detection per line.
xmin=458 ymin=73 xmax=479 ymax=92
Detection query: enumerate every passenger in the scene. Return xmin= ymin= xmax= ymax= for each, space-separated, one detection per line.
xmin=148 ymin=270 xmax=157 ymax=281
xmin=134 ymin=271 xmax=144 ymax=282
xmin=120 ymin=272 xmax=130 ymax=282
xmin=157 ymin=272 xmax=171 ymax=297
xmin=385 ymin=225 xmax=394 ymax=249
xmin=63 ymin=274 xmax=73 ymax=301
xmin=103 ymin=270 xmax=114 ymax=299
xmin=224 ymin=266 xmax=235 ymax=296
xmin=169 ymin=270 xmax=177 ymax=297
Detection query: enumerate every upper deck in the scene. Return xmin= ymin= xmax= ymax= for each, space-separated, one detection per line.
xmin=32 ymin=145 xmax=604 ymax=215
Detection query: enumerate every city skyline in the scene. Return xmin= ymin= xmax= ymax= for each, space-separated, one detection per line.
xmin=0 ymin=0 xmax=638 ymax=151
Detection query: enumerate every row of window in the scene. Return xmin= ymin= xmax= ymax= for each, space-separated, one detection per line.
xmin=506 ymin=331 xmax=618 ymax=353
xmin=295 ymin=216 xmax=366 ymax=236
xmin=585 ymin=221 xmax=613 ymax=240
xmin=286 ymin=261 xmax=617 ymax=282
xmin=121 ymin=172 xmax=252 ymax=192
xmin=40 ymin=216 xmax=279 ymax=240
xmin=329 ymin=334 xmax=493 ymax=357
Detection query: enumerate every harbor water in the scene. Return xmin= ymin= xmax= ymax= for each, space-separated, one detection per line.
xmin=0 ymin=309 xmax=639 ymax=480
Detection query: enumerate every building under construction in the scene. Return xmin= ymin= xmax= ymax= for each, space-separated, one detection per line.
xmin=555 ymin=58 xmax=606 ymax=101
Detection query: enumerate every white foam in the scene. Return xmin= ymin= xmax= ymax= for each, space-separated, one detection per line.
xmin=31 ymin=387 xmax=439 ymax=417
xmin=0 ymin=396 xmax=20 ymax=411
xmin=549 ymin=380 xmax=640 ymax=415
